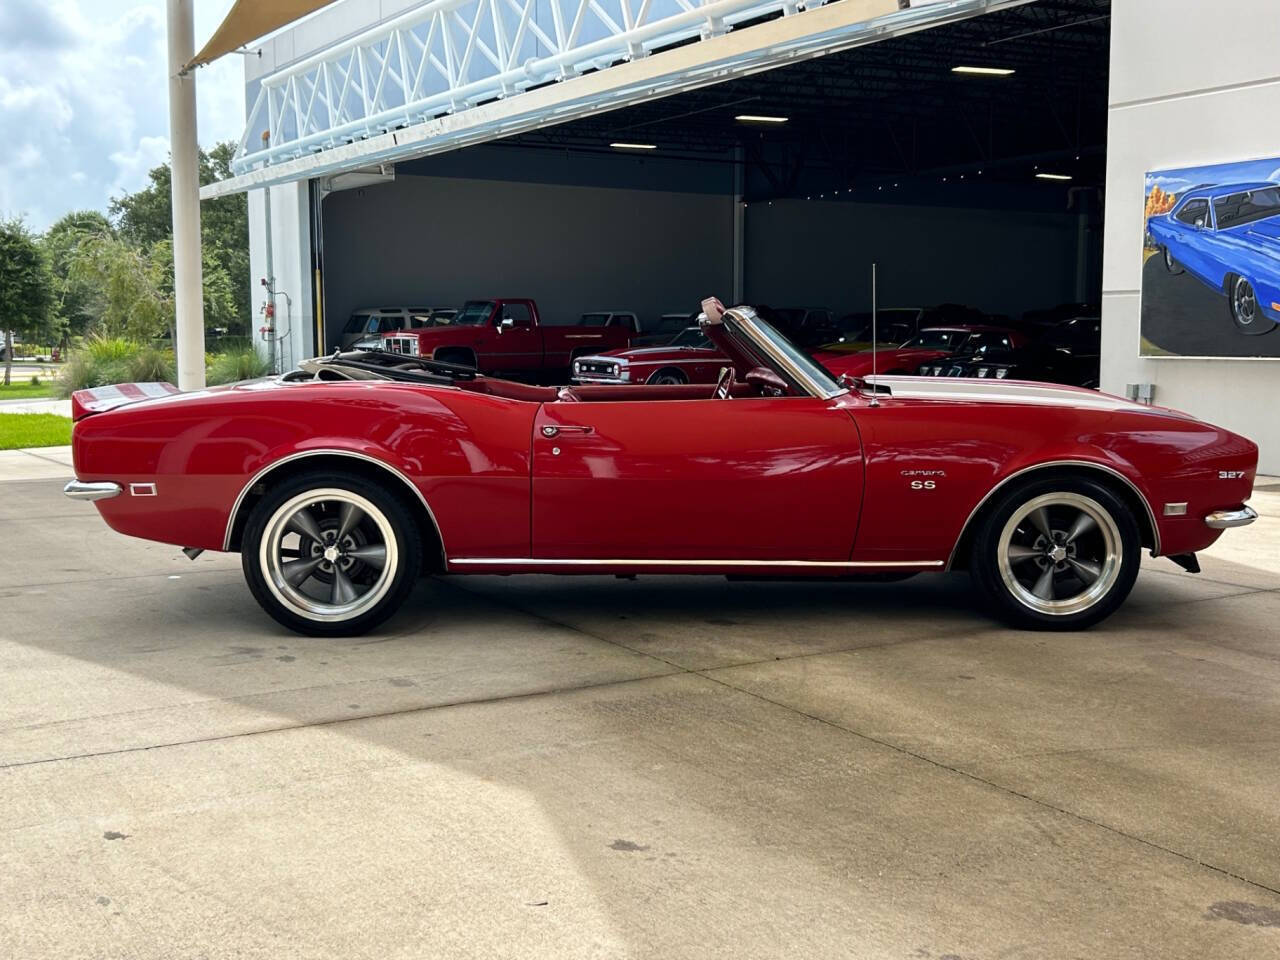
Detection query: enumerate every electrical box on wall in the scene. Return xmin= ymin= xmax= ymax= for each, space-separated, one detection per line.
xmin=1125 ymin=383 xmax=1155 ymax=405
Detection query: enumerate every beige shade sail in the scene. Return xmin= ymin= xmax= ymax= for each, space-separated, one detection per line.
xmin=187 ymin=0 xmax=342 ymax=70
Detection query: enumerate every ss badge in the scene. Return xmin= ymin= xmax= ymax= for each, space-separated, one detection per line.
xmin=902 ymin=469 xmax=944 ymax=491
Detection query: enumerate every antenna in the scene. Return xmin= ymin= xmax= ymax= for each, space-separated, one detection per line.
xmin=869 ymin=262 xmax=880 ymax=407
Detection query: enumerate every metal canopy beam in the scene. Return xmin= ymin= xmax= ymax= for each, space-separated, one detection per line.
xmin=203 ymin=0 xmax=1035 ymax=199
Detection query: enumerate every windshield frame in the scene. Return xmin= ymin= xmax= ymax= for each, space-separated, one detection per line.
xmin=720 ymin=307 xmax=846 ymax=400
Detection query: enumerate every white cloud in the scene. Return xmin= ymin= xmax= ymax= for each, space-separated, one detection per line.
xmin=0 ymin=0 xmax=241 ymax=230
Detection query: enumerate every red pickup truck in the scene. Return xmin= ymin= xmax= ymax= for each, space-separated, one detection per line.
xmin=380 ymin=298 xmax=633 ymax=375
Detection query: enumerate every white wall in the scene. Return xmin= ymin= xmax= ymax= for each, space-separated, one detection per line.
xmin=247 ymin=180 xmax=314 ymax=370
xmin=1102 ymin=0 xmax=1280 ymax=472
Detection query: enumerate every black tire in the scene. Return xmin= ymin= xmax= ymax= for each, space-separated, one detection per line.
xmin=1162 ymin=247 xmax=1184 ymax=275
xmin=647 ymin=367 xmax=688 ymax=385
xmin=1227 ymin=274 xmax=1277 ymax=335
xmin=241 ymin=470 xmax=423 ymax=637
xmin=968 ymin=476 xmax=1140 ymax=630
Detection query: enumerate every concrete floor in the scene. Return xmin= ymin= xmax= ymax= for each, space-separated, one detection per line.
xmin=3 ymin=454 xmax=1280 ymax=958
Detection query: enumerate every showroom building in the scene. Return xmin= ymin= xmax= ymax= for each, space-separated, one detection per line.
xmin=201 ymin=0 xmax=1280 ymax=472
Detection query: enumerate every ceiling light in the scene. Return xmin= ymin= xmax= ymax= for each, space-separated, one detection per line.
xmin=1036 ymin=173 xmax=1073 ymax=181
xmin=611 ymin=142 xmax=656 ymax=150
xmin=735 ymin=114 xmax=789 ymax=123
xmin=952 ymin=65 xmax=1015 ymax=76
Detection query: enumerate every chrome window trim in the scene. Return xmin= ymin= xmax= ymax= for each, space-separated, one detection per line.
xmin=945 ymin=459 xmax=1162 ymax=569
xmin=722 ymin=306 xmax=848 ymax=401
xmin=449 ymin=558 xmax=943 ymax=569
xmin=222 ymin=449 xmax=446 ymax=563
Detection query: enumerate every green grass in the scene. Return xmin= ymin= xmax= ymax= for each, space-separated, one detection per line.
xmin=0 ymin=380 xmax=58 ymax=400
xmin=0 ymin=413 xmax=72 ymax=450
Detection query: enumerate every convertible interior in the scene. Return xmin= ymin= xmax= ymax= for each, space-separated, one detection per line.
xmin=288 ymin=305 xmax=798 ymax=402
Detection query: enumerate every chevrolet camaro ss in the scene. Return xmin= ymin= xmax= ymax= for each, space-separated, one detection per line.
xmin=65 ymin=300 xmax=1259 ymax=637
xmin=1147 ymin=181 xmax=1280 ymax=335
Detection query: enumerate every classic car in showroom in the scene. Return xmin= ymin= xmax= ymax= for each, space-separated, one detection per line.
xmin=1147 ymin=181 xmax=1280 ymax=335
xmin=64 ymin=299 xmax=1257 ymax=638
xmin=816 ymin=325 xmax=1029 ymax=378
xmin=571 ymin=326 xmax=728 ymax=385
xmin=917 ymin=316 xmax=1102 ymax=387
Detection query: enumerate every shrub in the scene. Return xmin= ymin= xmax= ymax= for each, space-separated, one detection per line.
xmin=85 ymin=335 xmax=139 ymax=365
xmin=126 ymin=346 xmax=175 ymax=384
xmin=208 ymin=346 xmax=271 ymax=385
xmin=30 ymin=375 xmax=40 ymax=386
xmin=55 ymin=334 xmax=175 ymax=396
xmin=56 ymin=353 xmax=100 ymax=396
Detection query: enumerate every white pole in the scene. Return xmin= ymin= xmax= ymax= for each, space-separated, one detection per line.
xmin=167 ymin=0 xmax=205 ymax=390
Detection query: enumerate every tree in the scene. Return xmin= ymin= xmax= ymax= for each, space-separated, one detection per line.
xmin=110 ymin=142 xmax=250 ymax=334
xmin=68 ymin=233 xmax=172 ymax=343
xmin=42 ymin=210 xmax=113 ymax=339
xmin=0 ymin=219 xmax=58 ymax=385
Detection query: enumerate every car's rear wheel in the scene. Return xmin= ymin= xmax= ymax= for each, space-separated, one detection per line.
xmin=242 ymin=472 xmax=422 ymax=636
xmin=1162 ymin=246 xmax=1184 ymax=274
xmin=1228 ymin=274 xmax=1276 ymax=334
xmin=647 ymin=368 xmax=688 ymax=385
xmin=969 ymin=477 xmax=1140 ymax=630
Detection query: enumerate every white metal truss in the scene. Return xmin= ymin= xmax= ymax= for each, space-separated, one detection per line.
xmin=208 ymin=0 xmax=1034 ymax=197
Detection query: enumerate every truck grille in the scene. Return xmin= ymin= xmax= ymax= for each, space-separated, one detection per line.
xmin=575 ymin=359 xmax=619 ymax=378
xmin=384 ymin=335 xmax=419 ymax=356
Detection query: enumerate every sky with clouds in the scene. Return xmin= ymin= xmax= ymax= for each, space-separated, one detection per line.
xmin=0 ymin=0 xmax=245 ymax=231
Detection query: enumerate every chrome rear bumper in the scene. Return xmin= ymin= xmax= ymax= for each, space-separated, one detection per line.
xmin=1205 ymin=506 xmax=1258 ymax=529
xmin=64 ymin=480 xmax=122 ymax=502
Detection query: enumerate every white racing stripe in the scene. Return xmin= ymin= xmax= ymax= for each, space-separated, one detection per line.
xmin=867 ymin=377 xmax=1156 ymax=413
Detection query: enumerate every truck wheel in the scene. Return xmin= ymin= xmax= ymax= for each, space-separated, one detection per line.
xmin=241 ymin=471 xmax=422 ymax=637
xmin=647 ymin=368 xmax=688 ymax=385
xmin=968 ymin=476 xmax=1140 ymax=631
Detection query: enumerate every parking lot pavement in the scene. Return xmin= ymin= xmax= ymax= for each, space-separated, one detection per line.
xmin=3 ymin=467 xmax=1280 ymax=959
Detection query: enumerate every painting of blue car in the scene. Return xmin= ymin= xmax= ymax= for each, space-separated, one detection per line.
xmin=1141 ymin=156 xmax=1280 ymax=358
xmin=1147 ymin=180 xmax=1280 ymax=337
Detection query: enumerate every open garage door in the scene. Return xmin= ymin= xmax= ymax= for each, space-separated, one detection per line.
xmin=313 ymin=1 xmax=1109 ymax=357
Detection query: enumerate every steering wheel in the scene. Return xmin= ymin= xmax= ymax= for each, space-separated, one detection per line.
xmin=714 ymin=366 xmax=736 ymax=400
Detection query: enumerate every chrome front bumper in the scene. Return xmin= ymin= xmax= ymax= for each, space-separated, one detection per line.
xmin=64 ymin=480 xmax=122 ymax=502
xmin=1205 ymin=506 xmax=1258 ymax=529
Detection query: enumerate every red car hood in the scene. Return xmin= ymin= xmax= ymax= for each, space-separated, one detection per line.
xmin=821 ymin=347 xmax=950 ymax=377
xmin=593 ymin=345 xmax=723 ymax=362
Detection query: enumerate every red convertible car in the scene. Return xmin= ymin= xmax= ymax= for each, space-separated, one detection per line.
xmin=571 ymin=326 xmax=729 ymax=385
xmin=65 ymin=299 xmax=1258 ymax=637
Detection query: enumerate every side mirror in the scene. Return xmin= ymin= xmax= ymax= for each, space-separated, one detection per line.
xmin=498 ymin=317 xmax=514 ymax=333
xmin=1194 ymin=218 xmax=1205 ymax=229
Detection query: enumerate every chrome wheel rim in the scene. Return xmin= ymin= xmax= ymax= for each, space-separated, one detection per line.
xmin=260 ymin=488 xmax=398 ymax=623
xmin=997 ymin=492 xmax=1122 ymax=616
xmin=1233 ymin=277 xmax=1257 ymax=326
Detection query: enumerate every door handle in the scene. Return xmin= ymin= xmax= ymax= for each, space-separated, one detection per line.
xmin=541 ymin=425 xmax=593 ymax=438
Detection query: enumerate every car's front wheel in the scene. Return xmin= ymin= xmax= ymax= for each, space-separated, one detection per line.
xmin=969 ymin=477 xmax=1140 ymax=630
xmin=647 ymin=368 xmax=689 ymax=385
xmin=242 ymin=471 xmax=422 ymax=636
xmin=1228 ymin=274 xmax=1277 ymax=335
